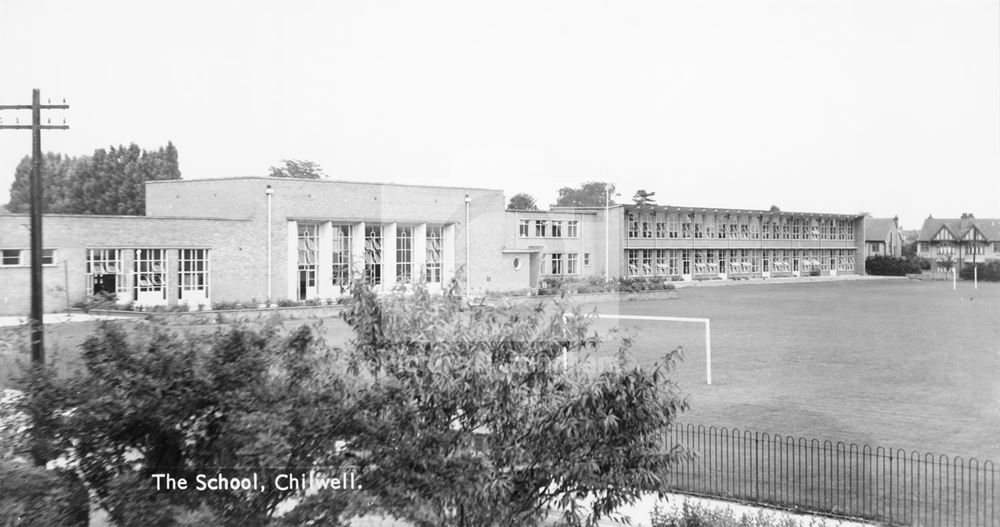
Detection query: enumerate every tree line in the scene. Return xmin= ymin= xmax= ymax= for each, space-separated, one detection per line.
xmin=6 ymin=151 xmax=328 ymax=216
xmin=5 ymin=143 xmax=181 ymax=216
xmin=507 ymin=183 xmax=659 ymax=210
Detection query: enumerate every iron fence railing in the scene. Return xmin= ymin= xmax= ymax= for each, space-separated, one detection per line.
xmin=665 ymin=424 xmax=998 ymax=526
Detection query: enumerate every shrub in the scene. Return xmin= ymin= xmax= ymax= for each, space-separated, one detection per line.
xmin=22 ymin=283 xmax=690 ymax=526
xmin=865 ymin=255 xmax=923 ymax=276
xmin=650 ymin=500 xmax=827 ymax=527
xmin=959 ymin=261 xmax=1000 ymax=281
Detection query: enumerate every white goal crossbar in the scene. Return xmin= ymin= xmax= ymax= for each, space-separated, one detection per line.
xmin=563 ymin=314 xmax=713 ymax=385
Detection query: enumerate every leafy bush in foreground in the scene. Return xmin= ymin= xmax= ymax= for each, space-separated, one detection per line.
xmin=20 ymin=282 xmax=689 ymax=527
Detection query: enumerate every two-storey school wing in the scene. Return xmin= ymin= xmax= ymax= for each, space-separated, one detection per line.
xmin=512 ymin=204 xmax=866 ymax=283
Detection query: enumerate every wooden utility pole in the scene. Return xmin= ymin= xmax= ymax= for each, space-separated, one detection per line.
xmin=0 ymin=89 xmax=69 ymax=366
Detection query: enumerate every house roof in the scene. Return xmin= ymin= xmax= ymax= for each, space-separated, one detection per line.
xmin=864 ymin=218 xmax=898 ymax=241
xmin=918 ymin=217 xmax=1000 ymax=242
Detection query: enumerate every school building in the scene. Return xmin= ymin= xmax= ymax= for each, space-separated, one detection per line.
xmin=510 ymin=205 xmax=866 ymax=282
xmin=1 ymin=177 xmax=869 ymax=316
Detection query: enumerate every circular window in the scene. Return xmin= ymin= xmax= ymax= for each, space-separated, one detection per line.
xmin=513 ymin=257 xmax=522 ymax=270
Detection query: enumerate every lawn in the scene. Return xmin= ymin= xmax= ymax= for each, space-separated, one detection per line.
xmin=3 ymin=278 xmax=997 ymax=464
xmin=579 ymin=278 xmax=1000 ymax=462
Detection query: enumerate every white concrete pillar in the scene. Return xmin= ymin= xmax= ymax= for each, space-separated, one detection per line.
xmin=286 ymin=220 xmax=298 ymax=301
xmin=443 ymin=223 xmax=456 ymax=286
xmin=318 ymin=221 xmax=333 ymax=299
xmin=352 ymin=222 xmax=366 ymax=283
xmin=414 ymin=223 xmax=427 ymax=285
xmin=384 ymin=223 xmax=397 ymax=288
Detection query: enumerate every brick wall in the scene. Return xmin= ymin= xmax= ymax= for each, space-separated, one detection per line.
xmin=0 ymin=215 xmax=257 ymax=316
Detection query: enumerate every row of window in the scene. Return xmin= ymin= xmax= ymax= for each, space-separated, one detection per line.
xmin=297 ymin=223 xmax=445 ymax=300
xmin=85 ymin=248 xmax=209 ymax=300
xmin=518 ymin=219 xmax=580 ymax=238
xmin=626 ymin=214 xmax=856 ymax=241
xmin=625 ymin=249 xmax=857 ymax=277
xmin=542 ymin=252 xmax=593 ymax=275
xmin=1 ymin=248 xmax=56 ymax=266
xmin=920 ymin=242 xmax=998 ymax=256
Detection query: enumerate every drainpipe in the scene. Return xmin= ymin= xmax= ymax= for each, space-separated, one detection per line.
xmin=266 ymin=185 xmax=273 ymax=303
xmin=465 ymin=194 xmax=471 ymax=295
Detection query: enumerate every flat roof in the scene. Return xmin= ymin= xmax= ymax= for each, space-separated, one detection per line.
xmin=146 ymin=176 xmax=503 ymax=193
xmin=550 ymin=204 xmax=860 ymax=218
xmin=0 ymin=213 xmax=250 ymax=222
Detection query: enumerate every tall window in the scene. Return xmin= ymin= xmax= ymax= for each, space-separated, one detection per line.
xmin=642 ymin=249 xmax=653 ymax=276
xmin=718 ymin=219 xmax=728 ymax=239
xmin=178 ymin=249 xmax=209 ymax=300
xmin=681 ymin=222 xmax=692 ymax=239
xmin=655 ymin=249 xmax=668 ymax=275
xmin=87 ymin=249 xmax=125 ymax=296
xmin=627 ymin=250 xmax=640 ymax=277
xmin=682 ymin=250 xmax=691 ymax=275
xmin=396 ymin=225 xmax=413 ymax=283
xmin=656 ymin=221 xmax=666 ymax=239
xmin=332 ymin=225 xmax=352 ymax=287
xmin=704 ymin=216 xmax=715 ymax=239
xmin=519 ymin=219 xmax=530 ymax=237
xmin=547 ymin=253 xmax=564 ymax=275
xmin=364 ymin=225 xmax=383 ymax=285
xmin=535 ymin=220 xmax=547 ymax=237
xmin=134 ymin=249 xmax=167 ymax=300
xmin=297 ymin=224 xmax=319 ymax=299
xmin=567 ymin=253 xmax=579 ymax=275
xmin=567 ymin=220 xmax=579 ymax=238
xmin=668 ymin=250 xmax=679 ymax=275
xmin=641 ymin=220 xmax=652 ymax=238
xmin=426 ymin=226 xmax=443 ymax=283
xmin=627 ymin=214 xmax=639 ymax=238
xmin=551 ymin=221 xmax=563 ymax=238
xmin=668 ymin=216 xmax=679 ymax=239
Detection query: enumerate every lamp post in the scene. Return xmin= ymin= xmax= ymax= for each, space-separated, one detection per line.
xmin=266 ymin=185 xmax=273 ymax=304
xmin=604 ymin=187 xmax=619 ymax=282
xmin=465 ymin=194 xmax=471 ymax=295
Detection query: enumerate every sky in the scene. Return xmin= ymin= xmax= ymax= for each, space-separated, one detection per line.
xmin=1 ymin=0 xmax=998 ymax=231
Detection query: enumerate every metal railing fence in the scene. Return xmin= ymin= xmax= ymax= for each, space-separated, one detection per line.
xmin=665 ymin=424 xmax=998 ymax=526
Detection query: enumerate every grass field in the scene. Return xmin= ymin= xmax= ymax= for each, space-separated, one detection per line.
xmin=580 ymin=278 xmax=1000 ymax=462
xmin=3 ymin=278 xmax=997 ymax=464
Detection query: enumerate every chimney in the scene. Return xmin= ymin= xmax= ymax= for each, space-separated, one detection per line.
xmin=893 ymin=215 xmax=899 ymax=229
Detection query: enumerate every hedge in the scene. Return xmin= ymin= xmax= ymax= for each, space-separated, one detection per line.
xmin=959 ymin=261 xmax=1000 ymax=281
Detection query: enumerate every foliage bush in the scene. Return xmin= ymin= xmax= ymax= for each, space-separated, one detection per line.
xmin=20 ymin=282 xmax=690 ymax=527
xmin=959 ymin=261 xmax=1000 ymax=281
xmin=865 ymin=255 xmax=924 ymax=276
xmin=538 ymin=276 xmax=677 ymax=295
xmin=650 ymin=501 xmax=831 ymax=527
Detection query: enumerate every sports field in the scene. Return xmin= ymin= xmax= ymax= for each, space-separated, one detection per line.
xmin=580 ymin=278 xmax=1000 ymax=462
xmin=2 ymin=278 xmax=997 ymax=464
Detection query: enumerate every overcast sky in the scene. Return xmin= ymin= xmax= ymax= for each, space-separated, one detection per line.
xmin=1 ymin=0 xmax=998 ymax=230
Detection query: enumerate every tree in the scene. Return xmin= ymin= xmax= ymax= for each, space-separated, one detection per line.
xmin=6 ymin=142 xmax=181 ymax=215
xmin=6 ymin=153 xmax=82 ymax=213
xmin=507 ymin=192 xmax=539 ymax=211
xmin=268 ymin=159 xmax=325 ymax=179
xmin=632 ymin=189 xmax=656 ymax=206
xmin=555 ymin=181 xmax=616 ymax=207
xmin=23 ymin=283 xmax=689 ymax=526
xmin=768 ymin=205 xmax=781 ymax=213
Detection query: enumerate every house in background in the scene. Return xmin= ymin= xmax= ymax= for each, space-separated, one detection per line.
xmin=916 ymin=213 xmax=1000 ymax=271
xmin=863 ymin=215 xmax=903 ymax=257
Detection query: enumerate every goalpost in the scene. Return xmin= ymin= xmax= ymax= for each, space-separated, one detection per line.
xmin=564 ymin=313 xmax=713 ymax=385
